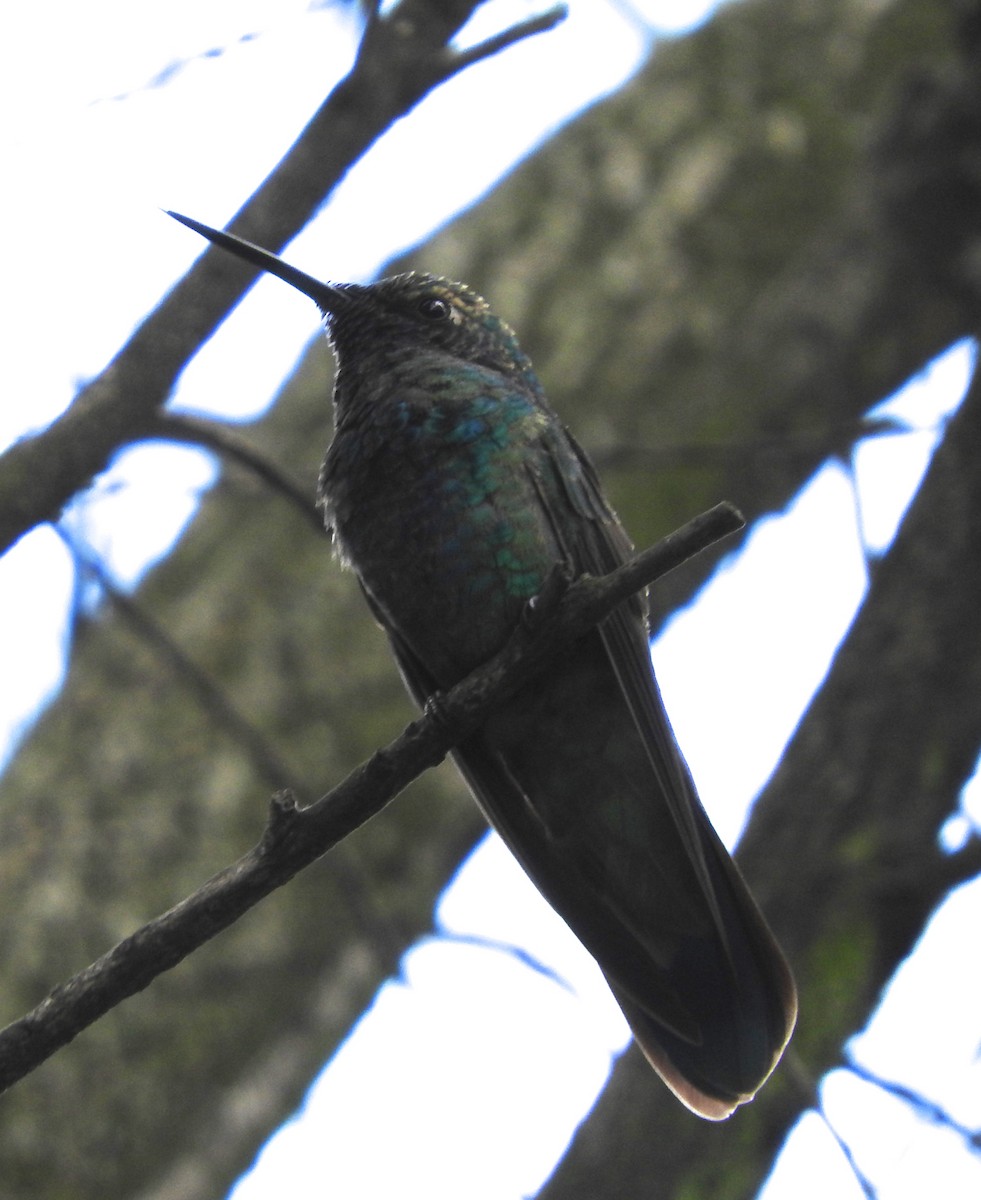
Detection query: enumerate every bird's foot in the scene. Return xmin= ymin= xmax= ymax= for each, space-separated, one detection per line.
xmin=423 ymin=690 xmax=461 ymax=738
xmin=523 ymin=561 xmax=574 ymax=631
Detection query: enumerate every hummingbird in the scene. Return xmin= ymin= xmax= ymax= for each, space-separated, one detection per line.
xmin=169 ymin=211 xmax=797 ymax=1119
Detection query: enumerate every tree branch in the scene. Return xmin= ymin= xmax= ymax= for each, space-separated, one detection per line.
xmin=56 ymin=527 xmax=308 ymax=795
xmin=148 ymin=412 xmax=323 ymax=531
xmin=844 ymin=1056 xmax=981 ymax=1154
xmin=0 ymin=500 xmax=742 ymax=1093
xmin=450 ymin=5 xmax=567 ymax=74
xmin=56 ymin=526 xmax=429 ymax=1001
xmin=0 ymin=0 xmax=567 ymax=557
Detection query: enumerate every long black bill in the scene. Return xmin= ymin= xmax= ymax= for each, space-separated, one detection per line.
xmin=167 ymin=211 xmax=346 ymax=314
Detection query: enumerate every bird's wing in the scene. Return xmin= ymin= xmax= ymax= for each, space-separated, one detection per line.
xmin=361 ymin=422 xmax=795 ymax=1116
xmin=364 ymin=577 xmax=703 ymax=1044
xmin=531 ymin=425 xmax=796 ymax=1102
xmin=529 ymin=425 xmax=727 ymax=937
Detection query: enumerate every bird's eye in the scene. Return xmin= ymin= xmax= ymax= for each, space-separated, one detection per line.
xmin=418 ymin=296 xmax=452 ymax=321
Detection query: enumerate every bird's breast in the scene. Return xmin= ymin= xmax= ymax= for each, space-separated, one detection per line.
xmin=321 ymin=391 xmax=559 ymax=682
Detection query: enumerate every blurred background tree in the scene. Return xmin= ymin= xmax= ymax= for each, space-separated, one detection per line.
xmin=1 ymin=0 xmax=980 ymax=1196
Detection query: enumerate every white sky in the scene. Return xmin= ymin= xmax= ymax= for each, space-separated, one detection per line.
xmin=2 ymin=3 xmax=980 ymax=1198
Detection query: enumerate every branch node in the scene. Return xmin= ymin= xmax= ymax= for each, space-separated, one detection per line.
xmin=263 ymin=789 xmax=301 ymax=849
xmin=444 ymin=4 xmax=568 ymax=78
xmin=523 ymin=561 xmax=575 ymax=631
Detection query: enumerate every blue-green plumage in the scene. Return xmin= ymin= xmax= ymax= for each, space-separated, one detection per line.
xmin=169 ymin=212 xmax=797 ymax=1119
xmin=320 ymin=311 xmax=554 ymax=681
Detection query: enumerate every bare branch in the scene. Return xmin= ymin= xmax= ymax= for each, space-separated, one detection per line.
xmin=56 ymin=528 xmax=306 ymax=795
xmin=817 ymin=1103 xmax=879 ymax=1200
xmin=56 ymin=527 xmax=414 ymax=967
xmin=0 ymin=0 xmax=567 ymax=557
xmin=449 ymin=5 xmax=567 ymax=75
xmin=149 ymin=412 xmax=323 ymax=532
xmin=845 ymin=1057 xmax=981 ymax=1154
xmin=0 ymin=500 xmax=742 ymax=1092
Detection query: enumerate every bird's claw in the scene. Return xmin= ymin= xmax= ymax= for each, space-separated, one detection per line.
xmin=523 ymin=562 xmax=574 ymax=631
xmin=424 ymin=691 xmax=456 ymax=734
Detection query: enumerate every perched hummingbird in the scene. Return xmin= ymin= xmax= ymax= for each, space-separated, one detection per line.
xmin=169 ymin=211 xmax=797 ymax=1119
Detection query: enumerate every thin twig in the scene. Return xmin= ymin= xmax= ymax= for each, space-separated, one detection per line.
xmin=149 ymin=412 xmax=323 ymax=532
xmin=433 ymin=930 xmax=573 ymax=991
xmin=55 ymin=526 xmax=305 ymax=795
xmin=845 ymin=1057 xmax=981 ymax=1152
xmin=449 ymin=5 xmax=567 ymax=75
xmin=817 ymin=1103 xmax=879 ymax=1200
xmin=0 ymin=500 xmax=742 ymax=1093
xmin=55 ymin=526 xmax=414 ymax=969
xmin=0 ymin=0 xmax=568 ymax=555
